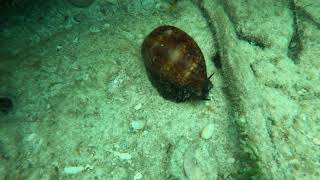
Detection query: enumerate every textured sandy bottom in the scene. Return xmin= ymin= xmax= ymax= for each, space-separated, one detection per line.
xmin=0 ymin=0 xmax=319 ymax=179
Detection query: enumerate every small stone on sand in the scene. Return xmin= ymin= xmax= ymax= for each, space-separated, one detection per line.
xmin=63 ymin=166 xmax=84 ymax=174
xmin=201 ymin=123 xmax=214 ymax=140
xmin=131 ymin=120 xmax=145 ymax=130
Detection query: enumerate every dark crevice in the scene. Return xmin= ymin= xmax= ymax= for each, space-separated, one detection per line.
xmin=296 ymin=5 xmax=320 ymax=29
xmin=287 ymin=1 xmax=320 ymax=64
xmin=0 ymin=96 xmax=13 ymax=114
xmin=287 ymin=0 xmax=304 ymax=64
xmin=191 ymin=0 xmax=222 ymax=70
xmin=249 ymin=63 xmax=257 ymax=77
xmin=212 ymin=53 xmax=222 ymax=69
xmin=237 ymin=31 xmax=269 ymax=49
xmin=220 ymin=0 xmax=269 ymax=49
xmin=192 ymin=0 xmax=264 ymax=179
xmin=191 ymin=0 xmax=219 ymax=49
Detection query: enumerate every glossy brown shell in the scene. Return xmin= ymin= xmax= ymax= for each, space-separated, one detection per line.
xmin=141 ymin=25 xmax=212 ymax=102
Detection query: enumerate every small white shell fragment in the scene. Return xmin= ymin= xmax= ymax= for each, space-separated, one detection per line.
xmin=73 ymin=37 xmax=79 ymax=43
xmin=313 ymin=137 xmax=320 ymax=145
xmin=134 ymin=103 xmax=142 ymax=110
xmin=131 ymin=120 xmax=145 ymax=130
xmin=103 ymin=23 xmax=110 ymax=28
xmin=119 ymin=152 xmax=132 ymax=160
xmin=25 ymin=133 xmax=37 ymax=142
xmin=56 ymin=45 xmax=63 ymax=51
xmin=89 ymin=25 xmax=101 ymax=33
xmin=113 ymin=151 xmax=132 ymax=160
xmin=134 ymin=172 xmax=143 ymax=180
xmin=201 ymin=123 xmax=214 ymax=140
xmin=63 ymin=166 xmax=84 ymax=174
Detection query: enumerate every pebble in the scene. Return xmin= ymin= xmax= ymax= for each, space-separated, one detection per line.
xmin=313 ymin=137 xmax=320 ymax=145
xmin=25 ymin=133 xmax=37 ymax=142
xmin=63 ymin=166 xmax=84 ymax=174
xmin=103 ymin=23 xmax=110 ymax=28
xmin=89 ymin=25 xmax=101 ymax=33
xmin=201 ymin=123 xmax=214 ymax=140
xmin=56 ymin=45 xmax=63 ymax=51
xmin=117 ymin=152 xmax=132 ymax=160
xmin=134 ymin=103 xmax=142 ymax=111
xmin=111 ymin=151 xmax=132 ymax=161
xmin=73 ymin=37 xmax=79 ymax=43
xmin=131 ymin=120 xmax=145 ymax=130
xmin=134 ymin=172 xmax=143 ymax=180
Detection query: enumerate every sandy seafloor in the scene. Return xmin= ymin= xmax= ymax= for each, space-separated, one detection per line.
xmin=0 ymin=0 xmax=319 ymax=179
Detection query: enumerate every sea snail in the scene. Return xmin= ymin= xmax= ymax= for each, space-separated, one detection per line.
xmin=141 ymin=25 xmax=213 ymax=102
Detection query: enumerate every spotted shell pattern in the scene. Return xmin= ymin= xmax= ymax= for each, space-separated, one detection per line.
xmin=141 ymin=25 xmax=212 ymax=102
